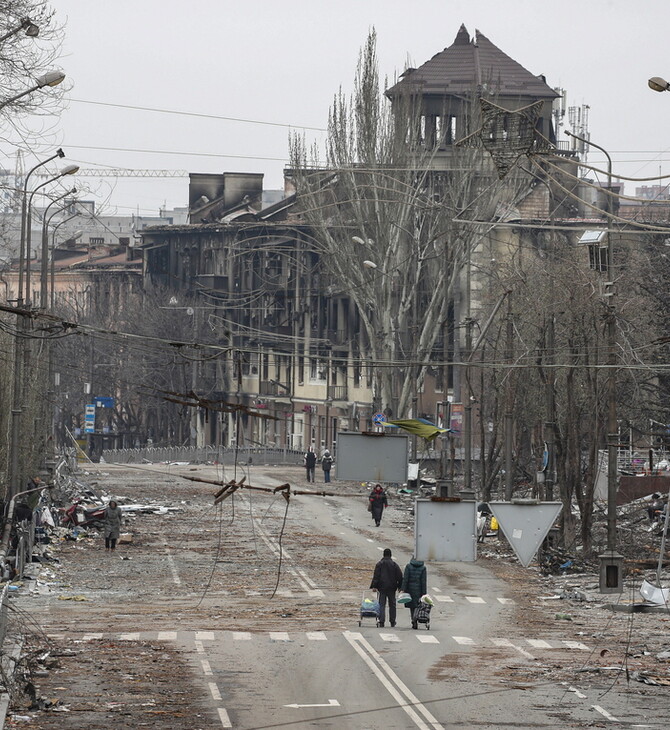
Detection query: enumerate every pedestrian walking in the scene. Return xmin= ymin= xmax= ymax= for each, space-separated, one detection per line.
xmin=103 ymin=499 xmax=123 ymax=552
xmin=370 ymin=548 xmax=403 ymax=628
xmin=401 ymin=557 xmax=427 ymax=629
xmin=368 ymin=484 xmax=387 ymax=526
xmin=321 ymin=449 xmax=334 ymax=483
xmin=304 ymin=447 xmax=317 ymax=482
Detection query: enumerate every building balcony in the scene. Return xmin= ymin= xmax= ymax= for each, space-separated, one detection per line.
xmin=328 ymin=385 xmax=348 ymax=401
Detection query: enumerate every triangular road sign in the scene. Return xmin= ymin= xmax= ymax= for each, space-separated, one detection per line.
xmin=488 ymin=501 xmax=563 ymax=567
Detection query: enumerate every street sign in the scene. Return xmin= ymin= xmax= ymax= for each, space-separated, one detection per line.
xmin=489 ymin=501 xmax=563 ymax=567
xmin=84 ymin=404 xmax=96 ymax=434
xmin=372 ymin=412 xmax=386 ymax=425
xmin=94 ymin=396 xmax=115 ymax=408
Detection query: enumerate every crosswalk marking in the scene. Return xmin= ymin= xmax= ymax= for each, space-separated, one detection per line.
xmin=434 ymin=595 xmax=454 ymax=602
xmin=306 ymin=632 xmax=327 ymax=641
xmin=195 ymin=632 xmax=215 ymax=641
xmin=526 ymin=639 xmax=552 ymax=649
xmin=157 ymin=631 xmax=177 ymax=641
xmin=218 ymin=708 xmax=232 ymax=728
xmin=269 ymin=632 xmax=290 ymax=642
xmin=465 ymin=596 xmax=486 ymax=604
xmin=416 ymin=635 xmax=439 ymax=644
xmin=276 ymin=590 xmax=293 ymax=597
xmin=492 ymin=638 xmax=514 ymax=647
xmin=562 ymin=640 xmax=590 ymax=651
xmin=497 ymin=597 xmax=515 ymax=605
xmin=452 ymin=636 xmax=475 ymax=645
xmin=82 ymin=633 xmax=103 ymax=640
xmin=380 ymin=633 xmax=401 ymax=642
xmin=118 ymin=633 xmax=141 ymax=641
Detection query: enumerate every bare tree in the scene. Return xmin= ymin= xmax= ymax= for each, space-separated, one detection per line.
xmin=289 ymin=31 xmax=533 ymax=420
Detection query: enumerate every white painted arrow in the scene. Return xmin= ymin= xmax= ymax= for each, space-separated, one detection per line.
xmin=284 ymin=699 xmax=340 ymax=709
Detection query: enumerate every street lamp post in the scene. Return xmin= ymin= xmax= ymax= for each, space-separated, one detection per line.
xmin=565 ymin=129 xmax=623 ymax=593
xmin=50 ymin=226 xmax=82 ymax=309
xmin=0 ymin=17 xmax=39 ymax=43
xmin=40 ymin=188 xmax=76 ymax=307
xmin=25 ymin=164 xmax=79 ymax=304
xmin=0 ymin=70 xmax=65 ymax=109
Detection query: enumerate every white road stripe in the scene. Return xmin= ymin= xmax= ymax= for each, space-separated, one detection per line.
xmin=497 ymin=597 xmax=515 ymax=605
xmin=452 ymin=636 xmax=475 ymax=645
xmin=194 ymin=641 xmax=205 ymax=654
xmin=118 ymin=633 xmax=140 ymax=641
xmin=276 ymin=590 xmax=294 ymax=597
xmin=593 ymin=705 xmax=618 ymax=722
xmin=195 ymin=631 xmax=215 ymax=641
xmin=465 ymin=596 xmax=486 ymax=604
xmin=380 ymin=633 xmax=401 ymax=642
xmin=434 ymin=595 xmax=454 ymax=603
xmin=491 ymin=637 xmax=535 ymax=660
xmin=82 ymin=634 xmax=103 ymax=640
xmin=306 ymin=632 xmax=327 ymax=641
xmin=162 ymin=537 xmax=182 ymax=586
xmin=201 ymin=659 xmax=213 ymax=676
xmin=567 ymin=685 xmax=587 ymax=699
xmin=431 ymin=587 xmax=442 ymax=592
xmin=343 ymin=631 xmax=444 ymax=730
xmin=526 ymin=639 xmax=552 ymax=649
xmin=563 ymin=640 xmax=590 ymax=651
xmin=209 ymin=682 xmax=222 ymax=701
xmin=157 ymin=631 xmax=177 ymax=641
xmin=232 ymin=632 xmax=251 ymax=641
xmin=218 ymin=707 xmax=232 ymax=728
xmin=416 ymin=635 xmax=439 ymax=644
xmin=270 ymin=632 xmax=290 ymax=642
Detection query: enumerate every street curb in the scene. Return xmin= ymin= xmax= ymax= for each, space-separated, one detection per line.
xmin=605 ymin=602 xmax=670 ymax=614
xmin=0 ymin=640 xmax=23 ymax=730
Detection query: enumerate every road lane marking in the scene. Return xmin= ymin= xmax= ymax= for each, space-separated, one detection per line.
xmin=82 ymin=634 xmax=103 ymax=640
xmin=162 ymin=537 xmax=182 ymax=586
xmin=380 ymin=633 xmax=401 ymax=642
xmin=566 ymin=685 xmax=587 ymax=699
xmin=209 ymin=682 xmax=222 ymax=701
xmin=284 ymin=699 xmax=340 ymax=708
xmin=194 ymin=641 xmax=205 ymax=654
xmin=118 ymin=633 xmax=140 ymax=641
xmin=366 ymin=538 xmax=374 ymax=542
xmin=593 ymin=705 xmax=618 ymax=722
xmin=562 ymin=640 xmax=590 ymax=650
xmin=526 ymin=639 xmax=552 ymax=649
xmin=434 ymin=595 xmax=454 ymax=603
xmin=452 ymin=636 xmax=475 ymax=645
xmin=306 ymin=632 xmax=327 ymax=641
xmin=201 ymin=659 xmax=213 ymax=676
xmin=343 ymin=631 xmax=444 ymax=730
xmin=232 ymin=632 xmax=251 ymax=640
xmin=270 ymin=632 xmax=290 ymax=642
xmin=157 ymin=631 xmax=177 ymax=640
xmin=491 ymin=637 xmax=535 ymax=660
xmin=218 ymin=708 xmax=232 ymax=727
xmin=195 ymin=631 xmax=215 ymax=641
xmin=497 ymin=597 xmax=515 ymax=604
xmin=416 ymin=635 xmax=439 ymax=644
xmin=465 ymin=596 xmax=486 ymax=604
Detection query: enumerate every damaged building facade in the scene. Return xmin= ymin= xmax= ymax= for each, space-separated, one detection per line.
xmin=139 ymin=26 xmax=581 ymax=453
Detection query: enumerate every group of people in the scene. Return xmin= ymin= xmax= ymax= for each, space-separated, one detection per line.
xmin=303 ymin=447 xmax=334 ymax=483
xmin=370 ymin=548 xmax=427 ymax=629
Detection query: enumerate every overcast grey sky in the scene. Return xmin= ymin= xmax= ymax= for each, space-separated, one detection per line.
xmin=7 ymin=0 xmax=670 ymax=215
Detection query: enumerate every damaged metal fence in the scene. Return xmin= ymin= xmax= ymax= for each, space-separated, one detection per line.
xmin=101 ymin=445 xmax=305 ymax=466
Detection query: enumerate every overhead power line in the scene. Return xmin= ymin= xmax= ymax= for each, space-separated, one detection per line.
xmin=68 ymin=97 xmax=327 ymax=132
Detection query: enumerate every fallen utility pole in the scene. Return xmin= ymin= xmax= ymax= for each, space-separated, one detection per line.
xmin=179 ymin=474 xmax=369 ymax=499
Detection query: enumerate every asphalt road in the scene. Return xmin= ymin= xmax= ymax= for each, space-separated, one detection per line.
xmin=13 ymin=462 xmax=669 ymax=728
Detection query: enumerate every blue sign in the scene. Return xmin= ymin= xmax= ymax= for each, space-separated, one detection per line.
xmin=94 ymin=396 xmax=115 ymax=408
xmin=372 ymin=412 xmax=386 ymax=425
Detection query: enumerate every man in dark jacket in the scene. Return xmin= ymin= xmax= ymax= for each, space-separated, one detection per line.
xmin=370 ymin=548 xmax=403 ymax=628
xmin=401 ymin=557 xmax=427 ymax=629
xmin=304 ymin=447 xmax=317 ymax=482
xmin=321 ymin=450 xmax=334 ymax=483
